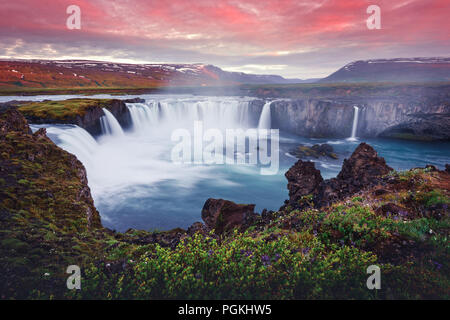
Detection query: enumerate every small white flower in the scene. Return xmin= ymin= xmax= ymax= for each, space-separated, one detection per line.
xmin=429 ymin=229 xmax=433 ymax=234
xmin=44 ymin=273 xmax=50 ymax=276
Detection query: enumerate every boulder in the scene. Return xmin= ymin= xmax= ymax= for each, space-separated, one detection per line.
xmin=201 ymin=198 xmax=257 ymax=235
xmin=284 ymin=143 xmax=393 ymax=209
xmin=285 ymin=160 xmax=323 ymax=208
xmin=290 ymin=143 xmax=338 ymax=159
xmin=0 ymin=107 xmax=31 ymax=135
xmin=187 ymin=222 xmax=209 ymax=236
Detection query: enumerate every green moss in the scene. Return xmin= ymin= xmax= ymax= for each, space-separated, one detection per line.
xmin=18 ymin=98 xmax=116 ymax=121
xmin=1 ymin=108 xmax=449 ymax=299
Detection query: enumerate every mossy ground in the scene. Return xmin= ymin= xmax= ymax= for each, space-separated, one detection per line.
xmin=1 ymin=109 xmax=449 ymax=299
xmin=48 ymin=170 xmax=450 ymax=299
xmin=17 ymin=99 xmax=116 ymax=121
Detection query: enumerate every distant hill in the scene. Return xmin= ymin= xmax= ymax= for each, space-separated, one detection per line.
xmin=319 ymin=57 xmax=450 ymax=83
xmin=0 ymin=59 xmax=308 ymax=90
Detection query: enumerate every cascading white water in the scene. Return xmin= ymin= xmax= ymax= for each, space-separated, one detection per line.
xmin=33 ymin=96 xmax=285 ymax=231
xmin=127 ymin=102 xmax=159 ymax=133
xmin=347 ymin=106 xmax=359 ymax=141
xmin=257 ymin=102 xmax=271 ymax=129
xmin=126 ymin=97 xmax=254 ymax=135
xmin=30 ymin=124 xmax=98 ymax=169
xmin=100 ymin=108 xmax=124 ymax=136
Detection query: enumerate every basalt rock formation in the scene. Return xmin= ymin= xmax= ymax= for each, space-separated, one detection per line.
xmin=14 ymin=98 xmax=144 ymax=135
xmin=0 ymin=107 xmax=102 ymax=229
xmin=285 ymin=142 xmax=393 ymax=209
xmin=285 ymin=161 xmax=324 ymax=209
xmin=201 ymin=198 xmax=258 ymax=235
xmin=270 ymin=97 xmax=450 ymax=141
xmin=290 ymin=143 xmax=338 ymax=159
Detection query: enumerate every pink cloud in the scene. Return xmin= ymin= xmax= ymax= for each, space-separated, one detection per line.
xmin=0 ymin=0 xmax=448 ymax=77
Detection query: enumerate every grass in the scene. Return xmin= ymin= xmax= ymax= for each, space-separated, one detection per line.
xmin=17 ymin=98 xmax=116 ymax=121
xmin=1 ymin=108 xmax=449 ymax=299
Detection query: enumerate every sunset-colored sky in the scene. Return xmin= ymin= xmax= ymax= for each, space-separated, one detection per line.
xmin=0 ymin=0 xmax=449 ymax=78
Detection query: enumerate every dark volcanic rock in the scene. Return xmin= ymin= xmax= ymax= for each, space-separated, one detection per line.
xmin=0 ymin=106 xmax=31 ymax=135
xmin=336 ymin=142 xmax=392 ymax=189
xmin=201 ymin=198 xmax=257 ymax=235
xmin=379 ymin=113 xmax=450 ymax=141
xmin=123 ymin=228 xmax=186 ymax=249
xmin=290 ymin=143 xmax=338 ymax=159
xmin=187 ymin=222 xmax=209 ymax=236
xmin=269 ymin=97 xmax=449 ymax=141
xmin=285 ymin=160 xmax=323 ymax=208
xmin=375 ymin=203 xmax=408 ymax=218
xmin=284 ymin=143 xmax=393 ymax=209
xmin=0 ymin=108 xmax=102 ymax=229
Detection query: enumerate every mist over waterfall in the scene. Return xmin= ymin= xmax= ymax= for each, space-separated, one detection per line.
xmin=28 ymin=94 xmax=450 ymax=232
xmin=125 ymin=97 xmax=255 ymax=136
xmin=34 ymin=96 xmax=284 ymax=230
xmin=347 ymin=106 xmax=359 ymax=141
xmin=258 ymin=102 xmax=272 ymax=129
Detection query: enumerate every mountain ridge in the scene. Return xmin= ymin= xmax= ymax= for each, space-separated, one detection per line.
xmin=320 ymin=57 xmax=450 ymax=83
xmin=0 ymin=59 xmax=308 ymax=90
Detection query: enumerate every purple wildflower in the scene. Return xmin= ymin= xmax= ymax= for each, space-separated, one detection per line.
xmin=261 ymin=255 xmax=271 ymax=266
xmin=432 ymin=261 xmax=442 ymax=270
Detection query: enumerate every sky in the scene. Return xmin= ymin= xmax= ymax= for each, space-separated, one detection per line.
xmin=0 ymin=0 xmax=449 ymax=79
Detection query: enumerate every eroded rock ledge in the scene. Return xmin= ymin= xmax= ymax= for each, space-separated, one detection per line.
xmin=7 ymin=98 xmax=144 ymax=135
xmin=284 ymin=142 xmax=392 ymax=210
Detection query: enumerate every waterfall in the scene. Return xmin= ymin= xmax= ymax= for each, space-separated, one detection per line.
xmin=100 ymin=108 xmax=124 ymax=136
xmin=347 ymin=106 xmax=359 ymax=141
xmin=127 ymin=102 xmax=159 ymax=133
xmin=31 ymin=124 xmax=98 ymax=169
xmin=126 ymin=97 xmax=254 ymax=134
xmin=258 ymin=102 xmax=271 ymax=129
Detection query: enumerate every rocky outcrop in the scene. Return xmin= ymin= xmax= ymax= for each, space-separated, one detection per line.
xmin=285 ymin=143 xmax=393 ymax=209
xmin=271 ymin=99 xmax=353 ymax=138
xmin=0 ymin=105 xmax=32 ymax=135
xmin=0 ymin=107 xmax=102 ymax=229
xmin=285 ymin=161 xmax=324 ymax=209
xmin=201 ymin=198 xmax=258 ymax=235
xmin=80 ymin=99 xmax=133 ymax=135
xmin=289 ymin=143 xmax=338 ymax=159
xmin=378 ymin=113 xmax=450 ymax=141
xmin=15 ymin=98 xmax=144 ymax=135
xmin=337 ymin=143 xmax=392 ymax=187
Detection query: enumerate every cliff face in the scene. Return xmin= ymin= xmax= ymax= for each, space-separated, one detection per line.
xmin=271 ymin=99 xmax=353 ymax=138
xmin=0 ymin=107 xmax=103 ymax=297
xmin=16 ymin=98 xmax=138 ymax=135
xmin=270 ymin=99 xmax=450 ymax=140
